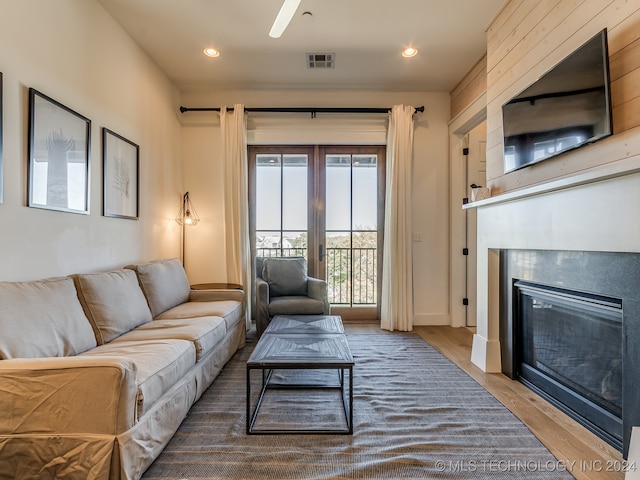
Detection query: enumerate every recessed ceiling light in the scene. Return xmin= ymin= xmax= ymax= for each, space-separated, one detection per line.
xmin=402 ymin=47 xmax=418 ymax=58
xmin=203 ymin=47 xmax=220 ymax=58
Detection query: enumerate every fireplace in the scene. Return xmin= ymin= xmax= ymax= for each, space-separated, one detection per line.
xmin=514 ymin=281 xmax=622 ymax=448
xmin=500 ymin=249 xmax=640 ymax=457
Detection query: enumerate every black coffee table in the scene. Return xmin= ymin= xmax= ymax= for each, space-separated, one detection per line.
xmin=246 ymin=315 xmax=354 ymax=434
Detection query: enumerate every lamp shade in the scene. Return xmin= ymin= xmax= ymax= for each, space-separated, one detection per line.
xmin=176 ymin=192 xmax=200 ymax=226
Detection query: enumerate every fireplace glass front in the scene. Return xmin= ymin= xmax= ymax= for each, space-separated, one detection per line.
xmin=515 ymin=280 xmax=623 ymax=449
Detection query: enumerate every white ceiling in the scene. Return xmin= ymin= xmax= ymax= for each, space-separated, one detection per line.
xmin=97 ymin=0 xmax=505 ymax=92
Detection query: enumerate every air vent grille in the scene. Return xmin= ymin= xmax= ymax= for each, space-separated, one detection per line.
xmin=307 ymin=53 xmax=335 ymax=69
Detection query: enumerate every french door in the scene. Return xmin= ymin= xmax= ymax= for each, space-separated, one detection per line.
xmin=249 ymin=145 xmax=385 ymax=321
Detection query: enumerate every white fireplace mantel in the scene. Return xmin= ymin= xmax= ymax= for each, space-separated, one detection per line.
xmin=464 ymin=153 xmax=640 ymax=212
xmin=468 ymin=166 xmax=640 ymax=373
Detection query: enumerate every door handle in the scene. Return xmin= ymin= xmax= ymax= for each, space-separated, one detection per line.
xmin=319 ymin=244 xmax=324 ymax=262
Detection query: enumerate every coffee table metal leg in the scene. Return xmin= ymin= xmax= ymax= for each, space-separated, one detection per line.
xmin=247 ymin=367 xmax=275 ymax=434
xmin=349 ymin=366 xmax=353 ymax=433
xmin=340 ymin=367 xmax=354 ymax=434
xmin=246 ymin=367 xmax=252 ymax=434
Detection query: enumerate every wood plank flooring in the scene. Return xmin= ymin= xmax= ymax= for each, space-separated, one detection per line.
xmin=344 ymin=323 xmax=625 ymax=480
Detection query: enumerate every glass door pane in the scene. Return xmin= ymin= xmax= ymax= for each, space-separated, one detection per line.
xmin=325 ymin=152 xmax=379 ymax=311
xmin=255 ymin=153 xmax=308 ymax=259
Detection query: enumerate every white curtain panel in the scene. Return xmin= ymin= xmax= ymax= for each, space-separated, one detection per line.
xmin=220 ymin=105 xmax=252 ymax=328
xmin=381 ymin=105 xmax=415 ymax=332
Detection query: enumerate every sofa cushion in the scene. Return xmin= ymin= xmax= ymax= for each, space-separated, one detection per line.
xmin=74 ymin=269 xmax=153 ymax=344
xmin=129 ymin=258 xmax=190 ymax=317
xmin=0 ymin=277 xmax=97 ymax=359
xmin=155 ymin=300 xmax=243 ymax=331
xmin=81 ymin=338 xmax=195 ymax=417
xmin=112 ymin=316 xmax=227 ymax=361
xmin=262 ymin=257 xmax=308 ymax=297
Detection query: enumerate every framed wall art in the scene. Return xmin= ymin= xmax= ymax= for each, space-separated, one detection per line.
xmin=102 ymin=128 xmax=139 ymax=220
xmin=27 ymin=88 xmax=90 ymax=213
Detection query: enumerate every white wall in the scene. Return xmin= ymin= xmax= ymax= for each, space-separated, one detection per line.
xmin=179 ymin=89 xmax=452 ymax=325
xmin=0 ymin=0 xmax=183 ymax=281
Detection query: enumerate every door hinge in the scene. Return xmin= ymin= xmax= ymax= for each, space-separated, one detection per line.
xmin=462 ymin=147 xmax=469 ymax=156
xmin=462 ymin=248 xmax=469 ymax=256
xmin=462 ymin=298 xmax=469 ymax=306
xmin=462 ymin=197 xmax=469 ymax=205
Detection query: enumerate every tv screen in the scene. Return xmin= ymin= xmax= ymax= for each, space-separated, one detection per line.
xmin=502 ymin=29 xmax=612 ymax=173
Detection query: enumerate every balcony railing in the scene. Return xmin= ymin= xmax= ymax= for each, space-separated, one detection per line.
xmin=256 ymin=248 xmax=307 ymax=258
xmin=255 ymin=247 xmax=377 ymax=306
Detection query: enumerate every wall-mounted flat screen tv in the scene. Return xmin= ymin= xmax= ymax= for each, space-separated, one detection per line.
xmin=502 ymin=29 xmax=612 ymax=173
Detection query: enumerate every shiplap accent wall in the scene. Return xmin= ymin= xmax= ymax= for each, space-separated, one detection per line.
xmin=485 ymin=0 xmax=640 ymax=195
xmin=450 ymin=54 xmax=488 ymax=120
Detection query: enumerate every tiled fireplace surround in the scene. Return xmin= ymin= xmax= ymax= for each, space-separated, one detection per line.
xmin=469 ymin=169 xmax=640 ymax=457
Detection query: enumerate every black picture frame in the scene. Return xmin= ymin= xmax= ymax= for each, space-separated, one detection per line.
xmin=102 ymin=128 xmax=139 ymax=220
xmin=27 ymin=88 xmax=91 ymax=214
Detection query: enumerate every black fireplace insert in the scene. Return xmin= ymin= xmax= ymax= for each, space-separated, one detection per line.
xmin=499 ymin=249 xmax=640 ymax=457
xmin=514 ymin=281 xmax=622 ymax=449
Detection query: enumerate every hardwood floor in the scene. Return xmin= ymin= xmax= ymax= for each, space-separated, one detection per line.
xmin=344 ymin=323 xmax=625 ymax=480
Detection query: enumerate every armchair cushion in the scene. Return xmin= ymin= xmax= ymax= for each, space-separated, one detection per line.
xmin=262 ymin=257 xmax=308 ymax=297
xmin=268 ymin=296 xmax=326 ymax=317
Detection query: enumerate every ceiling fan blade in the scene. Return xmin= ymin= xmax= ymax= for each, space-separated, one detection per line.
xmin=269 ymin=0 xmax=301 ymax=38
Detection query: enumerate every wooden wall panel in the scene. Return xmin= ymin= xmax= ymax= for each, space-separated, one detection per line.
xmin=450 ymin=55 xmax=487 ymax=119
xmin=484 ymin=0 xmax=640 ymax=195
xmin=609 ymin=37 xmax=640 ymax=81
xmin=487 ymin=0 xmax=564 ymax=76
xmin=486 ymin=0 xmax=533 ymax=47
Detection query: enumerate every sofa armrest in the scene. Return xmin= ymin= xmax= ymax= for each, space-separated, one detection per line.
xmin=189 ymin=289 xmax=244 ymax=303
xmin=308 ymin=277 xmax=331 ymax=314
xmin=0 ymin=356 xmax=138 ymax=435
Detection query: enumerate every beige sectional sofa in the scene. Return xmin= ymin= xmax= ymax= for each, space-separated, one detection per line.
xmin=0 ymin=258 xmax=245 ymax=480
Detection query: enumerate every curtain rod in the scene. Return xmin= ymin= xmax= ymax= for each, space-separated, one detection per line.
xmin=179 ymin=105 xmax=424 ymax=118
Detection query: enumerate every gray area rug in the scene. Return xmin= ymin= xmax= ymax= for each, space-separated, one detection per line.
xmin=142 ymin=333 xmax=575 ymax=479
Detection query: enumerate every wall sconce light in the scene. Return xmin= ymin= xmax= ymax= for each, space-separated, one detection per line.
xmin=176 ymin=192 xmax=200 ymax=266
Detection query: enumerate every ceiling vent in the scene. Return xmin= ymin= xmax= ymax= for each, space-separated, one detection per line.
xmin=307 ymin=53 xmax=335 ymax=69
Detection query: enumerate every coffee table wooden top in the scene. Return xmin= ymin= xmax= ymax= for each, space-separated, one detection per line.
xmin=247 ymin=315 xmax=353 ymax=368
xmin=247 ymin=333 xmax=353 ymax=367
xmin=263 ymin=314 xmax=345 ymax=335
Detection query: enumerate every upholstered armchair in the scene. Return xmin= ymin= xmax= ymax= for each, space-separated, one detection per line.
xmin=255 ymin=256 xmax=330 ymax=337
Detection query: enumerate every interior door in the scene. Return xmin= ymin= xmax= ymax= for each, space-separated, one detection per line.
xmin=465 ymin=126 xmax=487 ymax=327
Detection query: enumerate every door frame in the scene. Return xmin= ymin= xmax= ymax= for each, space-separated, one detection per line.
xmin=248 ymin=145 xmax=316 ymax=319
xmin=248 ymin=144 xmax=386 ymax=322
xmin=449 ymin=93 xmax=487 ymax=328
xmin=320 ymin=145 xmax=386 ymax=322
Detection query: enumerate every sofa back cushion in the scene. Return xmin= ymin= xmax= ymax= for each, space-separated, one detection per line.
xmin=0 ymin=277 xmax=97 ymax=359
xmin=128 ymin=258 xmax=190 ymax=318
xmin=75 ymin=269 xmax=153 ymax=344
xmin=262 ymin=257 xmax=308 ymax=297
